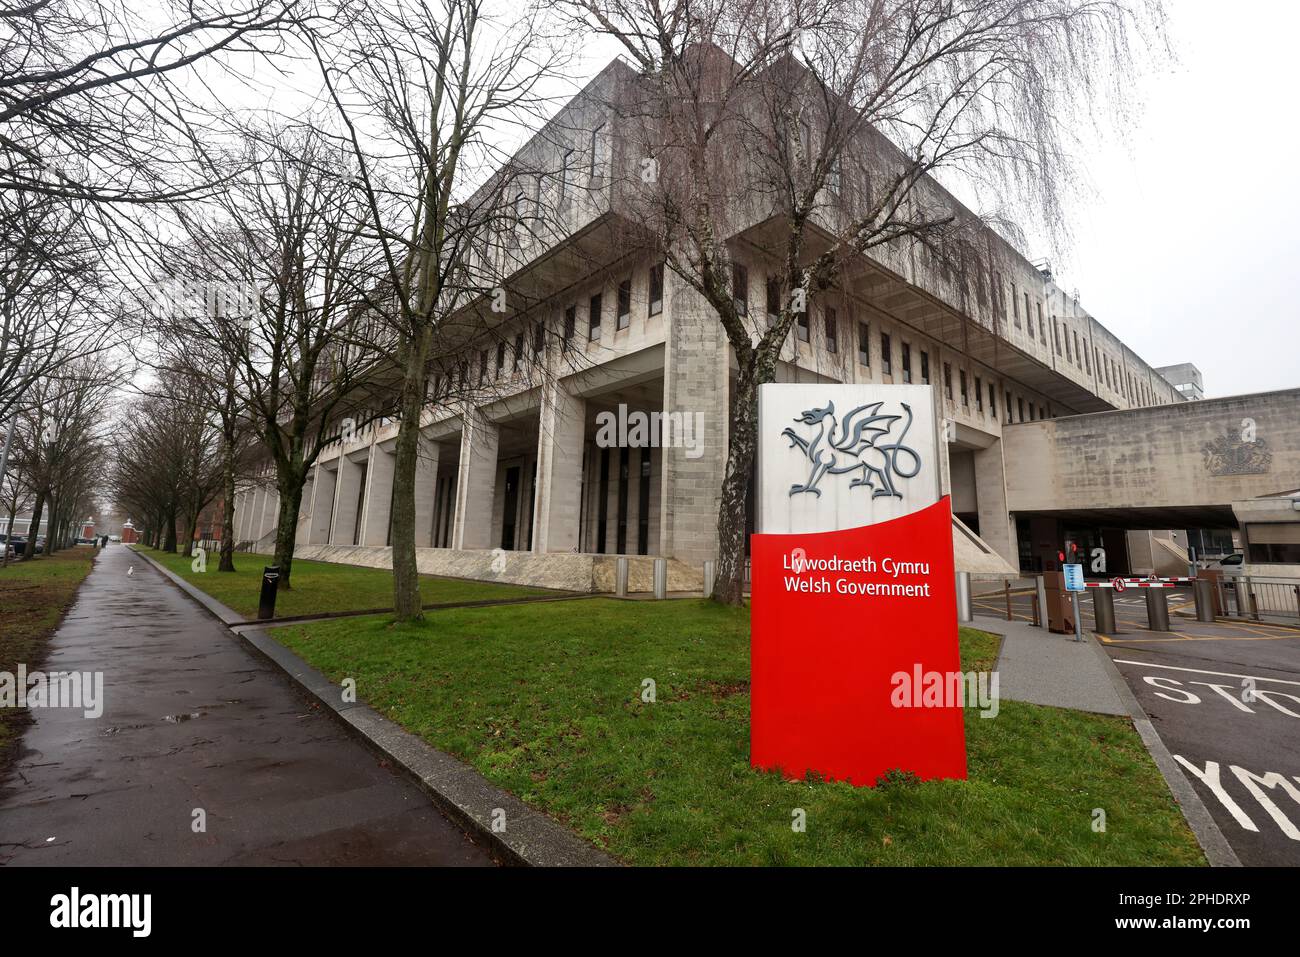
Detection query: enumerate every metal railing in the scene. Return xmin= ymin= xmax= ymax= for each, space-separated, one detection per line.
xmin=1218 ymin=575 xmax=1300 ymax=621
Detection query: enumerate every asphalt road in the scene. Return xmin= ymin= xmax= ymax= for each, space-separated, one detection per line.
xmin=0 ymin=545 xmax=496 ymax=866
xmin=978 ymin=586 xmax=1300 ymax=866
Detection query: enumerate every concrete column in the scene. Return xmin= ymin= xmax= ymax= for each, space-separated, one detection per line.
xmin=974 ymin=438 xmax=1018 ymax=568
xmin=295 ymin=475 xmax=314 ymax=547
xmin=359 ymin=444 xmax=395 ymax=547
xmin=414 ymin=436 xmax=439 ymax=548
xmin=308 ymin=464 xmax=337 ymax=544
xmin=331 ymin=453 xmax=364 ymax=545
xmin=533 ymin=382 xmax=586 ymax=552
xmin=659 ymin=274 xmax=727 ymax=565
xmin=452 ymin=406 xmax=499 ymax=550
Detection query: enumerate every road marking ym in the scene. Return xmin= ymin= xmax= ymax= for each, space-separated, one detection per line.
xmin=1114 ymin=660 xmax=1300 ymax=687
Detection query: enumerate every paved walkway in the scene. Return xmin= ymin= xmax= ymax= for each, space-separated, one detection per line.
xmin=975 ymin=613 xmax=1127 ymax=715
xmin=0 ymin=546 xmax=495 ymax=866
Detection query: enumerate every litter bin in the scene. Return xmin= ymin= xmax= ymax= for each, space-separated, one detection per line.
xmin=258 ymin=565 xmax=280 ymax=620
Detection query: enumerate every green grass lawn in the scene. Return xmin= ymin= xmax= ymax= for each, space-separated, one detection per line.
xmin=133 ymin=546 xmax=555 ymax=618
xmin=273 ymin=599 xmax=1205 ymax=866
xmin=0 ymin=548 xmax=97 ymax=764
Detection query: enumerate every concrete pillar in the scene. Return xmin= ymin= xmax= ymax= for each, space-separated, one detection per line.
xmin=973 ymin=438 xmax=1018 ymax=568
xmin=452 ymin=406 xmax=499 ymax=550
xmin=295 ymin=475 xmax=314 ymax=547
xmin=308 ymin=463 xmax=337 ymax=544
xmin=359 ymin=444 xmax=395 ymax=546
xmin=658 ymin=274 xmax=727 ymax=565
xmin=414 ymin=436 xmax=439 ymax=548
xmin=331 ymin=453 xmax=364 ymax=545
xmin=533 ymin=382 xmax=586 ymax=552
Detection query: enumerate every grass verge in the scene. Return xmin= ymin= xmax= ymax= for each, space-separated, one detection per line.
xmin=273 ymin=598 xmax=1205 ymax=866
xmin=133 ymin=546 xmax=556 ymax=618
xmin=0 ymin=548 xmax=98 ymax=768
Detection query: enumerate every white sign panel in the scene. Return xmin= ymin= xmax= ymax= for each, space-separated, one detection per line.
xmin=756 ymin=384 xmax=941 ymax=534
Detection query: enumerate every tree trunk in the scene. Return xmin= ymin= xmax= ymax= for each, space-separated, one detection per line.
xmin=272 ymin=471 xmax=305 ymax=590
xmin=711 ymin=350 xmax=770 ymax=606
xmin=219 ymin=442 xmax=237 ymax=572
xmin=390 ymin=329 xmax=432 ymax=623
xmin=23 ymin=489 xmax=46 ymax=561
xmin=163 ymin=503 xmax=178 ymax=552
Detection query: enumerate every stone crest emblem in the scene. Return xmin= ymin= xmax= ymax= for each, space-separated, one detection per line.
xmin=1202 ymin=429 xmax=1272 ymax=476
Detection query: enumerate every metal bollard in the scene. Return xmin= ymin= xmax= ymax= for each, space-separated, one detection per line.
xmin=703 ymin=559 xmax=715 ymax=599
xmin=1093 ymin=587 xmax=1116 ymax=634
xmin=615 ymin=556 xmax=629 ymax=597
xmin=1145 ymin=588 xmax=1170 ymax=632
xmin=1194 ymin=579 xmax=1215 ymax=623
xmin=955 ymin=571 xmax=973 ymax=623
xmin=257 ymin=565 xmax=280 ymax=620
xmin=1035 ymin=575 xmax=1049 ymax=630
xmin=1004 ymin=580 xmax=1013 ymax=621
xmin=653 ymin=557 xmax=667 ymax=600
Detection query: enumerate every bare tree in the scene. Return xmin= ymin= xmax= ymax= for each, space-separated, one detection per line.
xmin=309 ymin=0 xmax=575 ymax=621
xmin=565 ymin=0 xmax=1165 ymax=604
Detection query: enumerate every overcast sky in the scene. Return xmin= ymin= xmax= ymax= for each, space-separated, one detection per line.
xmin=1050 ymin=0 xmax=1298 ymax=399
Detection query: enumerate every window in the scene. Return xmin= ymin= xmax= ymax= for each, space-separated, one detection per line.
xmin=1024 ymin=292 xmax=1031 ymax=333
xmin=827 ymin=154 xmax=842 ymax=193
xmin=562 ymin=305 xmax=576 ymax=351
xmin=533 ymin=321 xmax=545 ymax=357
xmin=558 ymin=148 xmax=573 ymax=207
xmin=920 ymin=350 xmax=930 ymax=384
xmin=1064 ymin=326 xmax=1072 ymax=362
xmin=880 ymin=333 xmax=892 ymax=375
xmin=1052 ymin=318 xmax=1061 ymax=354
xmin=1017 ymin=397 xmax=1025 ymax=422
xmin=496 ymin=341 xmax=506 ymax=376
xmin=732 ymin=263 xmax=749 ymax=317
xmin=513 ymin=332 xmax=524 ymax=371
xmin=825 ymin=307 xmax=838 ymax=354
xmin=648 ymin=263 xmax=664 ymax=316
xmin=1040 ymin=405 xmax=1047 ymax=420
xmin=766 ymin=277 xmax=781 ymax=322
xmin=1083 ymin=342 xmax=1091 ymax=375
xmin=900 ymin=342 xmax=911 ymax=382
xmin=989 ymin=383 xmax=997 ymax=418
xmin=479 ymin=350 xmax=487 ymax=386
xmin=588 ymin=293 xmax=602 ymax=340
xmin=975 ymin=376 xmax=983 ymax=412
xmin=857 ymin=322 xmax=869 ymax=365
xmin=1012 ymin=283 xmax=1020 ymax=327
xmin=796 ymin=309 xmax=810 ymax=343
xmin=959 ymin=370 xmax=968 ymax=406
xmin=589 ymin=123 xmax=606 ymax=181
xmin=1006 ymin=391 xmax=1013 ymax=423
xmin=943 ymin=362 xmax=953 ymax=400
xmin=617 ymin=277 xmax=631 ymax=330
xmin=1073 ymin=330 xmax=1081 ymax=366
xmin=1037 ymin=303 xmax=1045 ymax=343
xmin=1028 ymin=404 xmax=1035 ymax=421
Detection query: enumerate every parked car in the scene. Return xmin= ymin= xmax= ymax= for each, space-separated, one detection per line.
xmin=8 ymin=536 xmax=27 ymax=556
xmin=1208 ymin=552 xmax=1244 ymax=573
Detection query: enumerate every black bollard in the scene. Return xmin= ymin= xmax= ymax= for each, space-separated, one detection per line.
xmin=258 ymin=565 xmax=281 ymax=620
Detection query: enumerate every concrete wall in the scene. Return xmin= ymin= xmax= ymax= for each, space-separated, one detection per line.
xmin=1004 ymin=389 xmax=1300 ymax=513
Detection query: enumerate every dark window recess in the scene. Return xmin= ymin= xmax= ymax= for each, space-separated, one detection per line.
xmin=960 ymin=370 xmax=968 ymax=405
xmin=1006 ymin=391 xmax=1013 ymax=423
xmin=989 ymin=383 xmax=997 ymax=418
xmin=825 ymin=308 xmax=838 ymax=354
xmin=596 ymin=448 xmax=609 ymax=553
xmin=796 ymin=310 xmax=810 ymax=343
xmin=648 ymin=264 xmax=664 ymax=316
xmin=479 ymin=350 xmax=487 ymax=385
xmin=920 ymin=351 xmax=929 ymax=384
xmin=589 ymin=293 xmax=601 ymax=340
xmin=513 ymin=332 xmax=524 ymax=370
xmin=352 ymin=462 xmax=368 ymax=546
xmin=900 ymin=342 xmax=911 ymax=383
xmin=975 ymin=377 xmax=983 ymax=411
xmin=533 ymin=322 xmax=545 ymax=356
xmin=881 ymin=333 xmax=892 ymax=375
xmin=501 ymin=466 xmax=520 ymax=550
xmin=495 ymin=341 xmax=506 ymax=375
xmin=562 ymin=305 xmax=576 ymax=350
xmin=857 ymin=322 xmax=869 ymax=365
xmin=637 ymin=449 xmax=651 ymax=555
xmin=1017 ymin=397 xmax=1025 ymax=422
xmin=1249 ymin=542 xmax=1300 ymax=563
xmin=732 ymin=263 xmax=748 ymax=317
xmin=766 ymin=278 xmax=781 ymax=321
xmin=616 ymin=446 xmax=630 ymax=554
xmin=943 ymin=362 xmax=952 ymax=400
xmin=617 ymin=277 xmax=631 ymax=330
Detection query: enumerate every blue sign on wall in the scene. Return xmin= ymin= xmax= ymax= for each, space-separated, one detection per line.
xmin=1063 ymin=563 xmax=1086 ymax=592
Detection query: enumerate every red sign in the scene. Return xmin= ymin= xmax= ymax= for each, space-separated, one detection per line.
xmin=750 ymin=497 xmax=967 ymax=787
xmin=1112 ymin=577 xmax=1126 ymax=593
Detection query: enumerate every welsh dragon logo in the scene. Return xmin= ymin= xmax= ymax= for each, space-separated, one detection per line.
xmin=781 ymin=400 xmax=922 ymax=499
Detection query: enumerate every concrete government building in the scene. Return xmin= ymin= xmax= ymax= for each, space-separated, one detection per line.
xmin=231 ymin=55 xmax=1300 ymax=592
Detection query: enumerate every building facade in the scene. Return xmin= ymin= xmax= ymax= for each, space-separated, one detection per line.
xmin=231 ymin=56 xmax=1198 ymax=587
